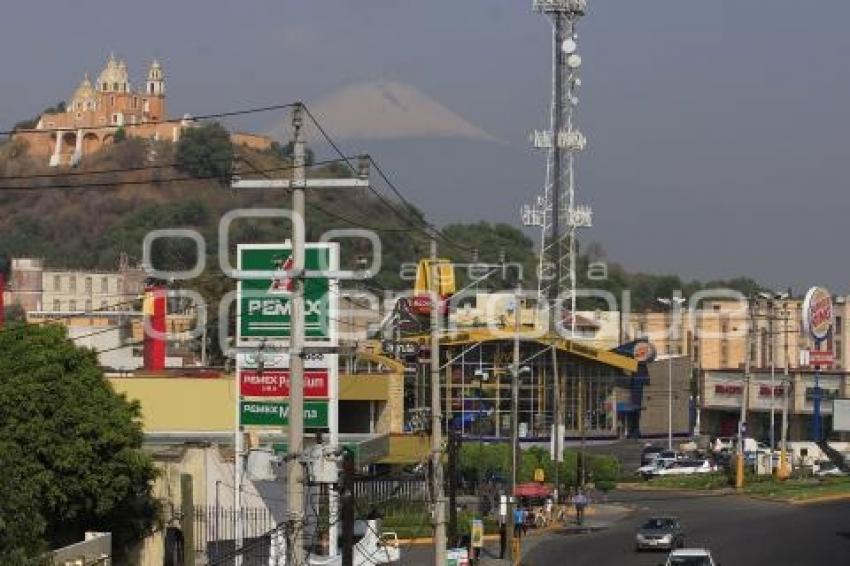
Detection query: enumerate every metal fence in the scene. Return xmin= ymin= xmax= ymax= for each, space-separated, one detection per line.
xmin=193 ymin=505 xmax=277 ymax=565
xmin=353 ymin=478 xmax=428 ymax=502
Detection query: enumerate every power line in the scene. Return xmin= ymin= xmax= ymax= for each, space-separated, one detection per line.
xmin=237 ymin=153 xmax=412 ymax=234
xmin=0 ymin=156 xmax=354 ymax=192
xmin=301 ymin=104 xmax=475 ymax=254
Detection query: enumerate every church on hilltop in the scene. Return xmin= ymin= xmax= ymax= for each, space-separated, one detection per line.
xmin=14 ymin=54 xmax=270 ymax=167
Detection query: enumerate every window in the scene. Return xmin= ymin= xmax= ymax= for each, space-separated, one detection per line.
xmin=101 ymin=300 xmax=108 ymax=311
xmin=111 ymin=114 xmax=118 ymax=125
xmin=85 ymin=299 xmax=92 ymax=312
xmin=69 ymin=277 xmax=76 ymax=292
xmin=101 ymin=277 xmax=108 ymax=293
xmin=143 ymin=99 xmax=150 ymax=112
xmin=113 ymin=82 xmax=119 ymax=91
xmin=53 ymin=275 xmax=61 ymax=291
xmin=110 ymin=95 xmax=115 ymax=106
xmin=53 ymin=300 xmax=60 ymax=311
xmin=85 ymin=277 xmax=92 ymax=293
xmin=836 ymin=316 xmax=843 ymax=336
xmin=102 ymin=82 xmax=108 ymax=91
xmin=69 ymin=300 xmax=77 ymax=311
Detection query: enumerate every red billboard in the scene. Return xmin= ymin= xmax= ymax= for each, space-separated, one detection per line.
xmin=239 ymin=370 xmax=329 ymax=398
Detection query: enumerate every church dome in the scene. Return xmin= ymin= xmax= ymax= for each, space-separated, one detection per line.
xmin=97 ymin=53 xmax=130 ymax=92
xmin=69 ymin=74 xmax=97 ymax=112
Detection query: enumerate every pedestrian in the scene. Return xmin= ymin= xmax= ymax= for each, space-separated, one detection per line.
xmin=513 ymin=504 xmax=524 ymax=538
xmin=521 ymin=506 xmax=529 ymax=536
xmin=573 ymin=489 xmax=588 ymax=525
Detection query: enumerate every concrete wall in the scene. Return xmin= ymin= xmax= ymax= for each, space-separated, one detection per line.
xmin=641 ymin=356 xmax=691 ymax=437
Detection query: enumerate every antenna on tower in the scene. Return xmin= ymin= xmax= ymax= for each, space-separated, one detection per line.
xmin=524 ymin=0 xmax=591 ymax=330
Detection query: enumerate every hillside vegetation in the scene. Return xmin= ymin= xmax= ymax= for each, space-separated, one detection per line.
xmin=0 ymin=130 xmax=761 ymax=311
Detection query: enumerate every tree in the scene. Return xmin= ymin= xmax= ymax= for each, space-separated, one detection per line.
xmin=113 ymin=126 xmax=127 ymax=143
xmin=441 ymin=222 xmax=538 ymax=290
xmin=2 ymin=302 xmax=25 ymax=325
xmin=175 ymin=121 xmax=233 ymax=184
xmin=0 ymin=325 xmax=159 ymax=561
xmin=13 ymin=101 xmax=66 ymax=131
xmin=268 ymin=140 xmax=315 ymax=166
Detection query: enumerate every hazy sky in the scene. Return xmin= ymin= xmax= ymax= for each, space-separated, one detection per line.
xmin=1 ymin=1 xmax=848 ymax=292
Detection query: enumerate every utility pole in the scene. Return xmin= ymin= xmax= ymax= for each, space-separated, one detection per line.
xmin=769 ymin=299 xmax=776 ymax=473
xmin=551 ymin=346 xmax=561 ymax=499
xmin=737 ymin=301 xmax=753 ymax=490
xmin=200 ymin=303 xmax=208 ymax=366
xmin=447 ymin=429 xmax=458 ymax=545
xmin=232 ymin=104 xmax=370 ymax=564
xmin=780 ymin=306 xmax=790 ymax=478
xmin=430 ymin=238 xmax=447 ymax=566
xmin=287 ymin=106 xmax=307 ymax=566
xmin=509 ymin=285 xmax=522 ymax=563
xmin=341 ymin=448 xmax=355 ymax=566
xmin=658 ymin=296 xmax=686 ymax=451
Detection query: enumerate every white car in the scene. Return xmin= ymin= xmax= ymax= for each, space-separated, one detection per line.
xmin=654 ymin=460 xmax=716 ymax=477
xmin=665 ymin=548 xmax=717 ymax=566
xmin=637 ymin=452 xmax=688 ymax=478
xmin=814 ymin=461 xmax=846 ymax=477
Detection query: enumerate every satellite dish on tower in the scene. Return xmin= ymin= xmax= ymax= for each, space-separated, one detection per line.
xmin=561 ymin=39 xmax=578 ymax=54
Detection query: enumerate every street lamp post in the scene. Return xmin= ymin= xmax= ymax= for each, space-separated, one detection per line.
xmin=658 ymin=296 xmax=686 ymax=451
xmin=758 ymin=290 xmax=789 ymax=475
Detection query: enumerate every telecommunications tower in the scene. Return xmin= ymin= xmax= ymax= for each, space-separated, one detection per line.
xmin=522 ymin=0 xmax=591 ymax=335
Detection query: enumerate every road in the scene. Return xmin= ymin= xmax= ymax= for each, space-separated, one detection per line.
xmin=525 ymin=490 xmax=850 ymax=565
xmin=405 ymin=490 xmax=850 ymax=565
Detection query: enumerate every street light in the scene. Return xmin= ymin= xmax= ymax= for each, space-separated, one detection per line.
xmin=658 ymin=296 xmax=687 ymax=451
xmin=758 ymin=291 xmax=789 ymax=475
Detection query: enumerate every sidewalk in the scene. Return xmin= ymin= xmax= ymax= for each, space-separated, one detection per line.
xmin=473 ymin=504 xmax=633 ymax=565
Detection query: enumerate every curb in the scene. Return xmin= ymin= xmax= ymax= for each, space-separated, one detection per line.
xmin=788 ymin=492 xmax=850 ymax=505
xmin=395 ymin=505 xmax=630 ymax=545
xmin=396 ymin=534 xmax=501 ymax=546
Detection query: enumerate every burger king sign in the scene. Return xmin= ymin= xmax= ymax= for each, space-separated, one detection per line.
xmin=803 ymin=286 xmax=833 ymax=343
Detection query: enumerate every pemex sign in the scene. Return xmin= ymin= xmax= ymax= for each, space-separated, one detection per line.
xmin=237 ymin=243 xmax=338 ymax=343
xmin=235 ymin=242 xmax=339 ymax=432
xmin=240 ymin=400 xmax=330 ymax=428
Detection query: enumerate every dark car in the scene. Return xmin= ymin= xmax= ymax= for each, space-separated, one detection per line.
xmin=635 ymin=516 xmax=685 ymax=551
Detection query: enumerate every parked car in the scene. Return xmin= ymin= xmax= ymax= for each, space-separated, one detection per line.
xmin=664 ymin=548 xmax=717 ymax=566
xmin=635 ymin=516 xmax=685 ymax=551
xmin=653 ymin=459 xmax=716 ymax=477
xmin=637 ymin=452 xmax=688 ymax=479
xmin=642 ymin=444 xmax=665 ymax=466
xmin=814 ymin=460 xmax=846 ymax=477
xmin=656 ymin=450 xmax=682 ymax=466
xmin=711 ymin=437 xmax=735 ymax=453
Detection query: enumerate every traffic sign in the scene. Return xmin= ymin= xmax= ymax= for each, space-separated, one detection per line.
xmin=239 ymin=369 xmax=330 ymax=398
xmin=800 ymin=349 xmax=835 ymax=367
xmin=238 ymin=244 xmax=338 ymax=343
xmin=240 ymin=400 xmax=330 ymax=428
